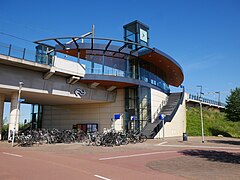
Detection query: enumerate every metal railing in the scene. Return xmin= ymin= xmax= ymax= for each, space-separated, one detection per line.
xmin=0 ymin=42 xmax=34 ymax=61
xmin=0 ymin=42 xmax=53 ymax=65
xmin=0 ymin=41 xmax=170 ymax=94
xmin=85 ymin=67 xmax=125 ymax=77
xmin=188 ymin=94 xmax=226 ymax=107
xmin=152 ymin=99 xmax=168 ymax=122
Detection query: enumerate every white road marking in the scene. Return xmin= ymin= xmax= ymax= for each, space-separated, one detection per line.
xmin=94 ymin=174 xmax=111 ymax=180
xmin=157 ymin=141 xmax=168 ymax=145
xmin=2 ymin=152 xmax=23 ymax=157
xmin=156 ymin=144 xmax=240 ymax=150
xmin=99 ymin=150 xmax=177 ymax=161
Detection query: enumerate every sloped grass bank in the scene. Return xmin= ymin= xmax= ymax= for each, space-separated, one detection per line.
xmin=187 ymin=107 xmax=240 ymax=138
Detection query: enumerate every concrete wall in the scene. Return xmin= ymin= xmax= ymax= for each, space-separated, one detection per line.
xmin=155 ymin=93 xmax=187 ymax=138
xmin=42 ymin=89 xmax=125 ymax=131
xmin=0 ymin=94 xmax=4 ymax=140
xmin=0 ymin=64 xmax=116 ymax=104
xmin=151 ymin=88 xmax=168 ymax=123
xmin=54 ymin=57 xmax=85 ymax=77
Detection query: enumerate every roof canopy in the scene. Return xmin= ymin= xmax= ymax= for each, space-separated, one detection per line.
xmin=35 ymin=37 xmax=184 ymax=86
xmin=139 ymin=48 xmax=184 ymax=86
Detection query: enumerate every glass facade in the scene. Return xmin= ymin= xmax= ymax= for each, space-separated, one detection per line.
xmin=31 ymin=104 xmax=43 ymax=130
xmin=125 ymin=86 xmax=151 ymax=132
xmin=80 ymin=54 xmax=170 ymax=93
xmin=35 ymin=45 xmax=55 ymax=65
xmin=35 ymin=44 xmax=170 ymax=93
xmin=123 ymin=21 xmax=149 ymax=48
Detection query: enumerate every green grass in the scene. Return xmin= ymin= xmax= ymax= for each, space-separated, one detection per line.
xmin=186 ymin=107 xmax=240 ymax=138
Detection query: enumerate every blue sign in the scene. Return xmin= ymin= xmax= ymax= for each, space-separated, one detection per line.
xmin=159 ymin=114 xmax=165 ymax=120
xmin=130 ymin=116 xmax=135 ymax=121
xmin=114 ymin=114 xmax=120 ymax=120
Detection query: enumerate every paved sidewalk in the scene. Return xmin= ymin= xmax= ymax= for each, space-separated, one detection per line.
xmin=0 ymin=136 xmax=240 ymax=180
xmin=149 ymin=136 xmax=240 ymax=180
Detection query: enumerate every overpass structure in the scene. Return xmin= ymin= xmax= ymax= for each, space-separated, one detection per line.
xmin=186 ymin=94 xmax=226 ymax=111
xmin=1 ymin=20 xmax=187 ymax=140
xmin=0 ymin=31 xmax=225 ymax=141
xmin=0 ymin=45 xmax=117 ymax=139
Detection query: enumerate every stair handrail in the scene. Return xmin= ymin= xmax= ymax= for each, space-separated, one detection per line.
xmin=165 ymin=91 xmax=185 ymax=122
xmin=142 ymin=90 xmax=185 ymax=138
xmin=141 ymin=97 xmax=168 ymax=134
xmin=152 ymin=98 xmax=168 ymax=122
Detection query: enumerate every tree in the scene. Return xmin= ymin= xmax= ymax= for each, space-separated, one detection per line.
xmin=225 ymin=87 xmax=240 ymax=122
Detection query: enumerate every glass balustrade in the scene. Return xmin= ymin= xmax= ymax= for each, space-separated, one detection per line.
xmin=0 ymin=41 xmax=170 ymax=94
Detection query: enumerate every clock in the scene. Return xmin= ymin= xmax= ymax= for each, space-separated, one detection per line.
xmin=140 ymin=28 xmax=148 ymax=42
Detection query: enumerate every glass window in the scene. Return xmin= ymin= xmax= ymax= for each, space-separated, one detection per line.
xmin=125 ymin=86 xmax=151 ymax=132
xmin=140 ymin=68 xmax=149 ymax=83
xmin=77 ymin=53 xmax=170 ymax=94
xmin=126 ymin=29 xmax=134 ymax=36
xmin=126 ymin=34 xmax=135 ymax=42
xmin=103 ymin=56 xmax=125 ymax=71
xmin=151 ymin=79 xmax=157 ymax=86
xmin=81 ymin=59 xmax=92 ymax=74
xmin=93 ymin=63 xmax=102 ymax=74
xmin=86 ymin=124 xmax=98 ymax=133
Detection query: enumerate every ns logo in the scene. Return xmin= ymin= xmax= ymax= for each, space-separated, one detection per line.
xmin=74 ymin=88 xmax=86 ymax=97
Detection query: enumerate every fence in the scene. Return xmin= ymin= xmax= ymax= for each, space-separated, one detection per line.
xmin=188 ymin=94 xmax=226 ymax=107
xmin=0 ymin=42 xmax=53 ymax=65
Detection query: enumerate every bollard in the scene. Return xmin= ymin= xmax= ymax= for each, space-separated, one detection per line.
xmin=183 ymin=133 xmax=188 ymax=141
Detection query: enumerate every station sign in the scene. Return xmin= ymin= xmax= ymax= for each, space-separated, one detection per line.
xmin=159 ymin=114 xmax=165 ymax=120
xmin=130 ymin=116 xmax=135 ymax=121
xmin=74 ymin=88 xmax=86 ymax=97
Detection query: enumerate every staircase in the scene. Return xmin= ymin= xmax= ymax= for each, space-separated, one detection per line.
xmin=142 ymin=92 xmax=183 ymax=138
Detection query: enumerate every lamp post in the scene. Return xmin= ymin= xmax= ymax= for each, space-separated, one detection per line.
xmin=215 ymin=91 xmax=221 ymax=106
xmin=197 ymin=85 xmax=204 ymax=143
xmin=12 ymin=82 xmax=24 ymax=147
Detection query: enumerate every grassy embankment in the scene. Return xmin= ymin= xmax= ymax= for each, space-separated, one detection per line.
xmin=186 ymin=107 xmax=240 ymax=138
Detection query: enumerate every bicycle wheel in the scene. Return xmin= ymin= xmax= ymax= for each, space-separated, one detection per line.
xmin=115 ymin=137 xmax=121 ymax=146
xmin=83 ymin=139 xmax=91 ymax=146
xmin=95 ymin=136 xmax=102 ymax=146
xmin=141 ymin=135 xmax=147 ymax=142
xmin=130 ymin=137 xmax=137 ymax=144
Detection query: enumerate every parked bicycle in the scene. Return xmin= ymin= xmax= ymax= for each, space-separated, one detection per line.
xmin=8 ymin=127 xmax=147 ymax=147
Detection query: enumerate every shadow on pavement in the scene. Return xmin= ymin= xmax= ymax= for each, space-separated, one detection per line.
xmin=208 ymin=128 xmax=232 ymax=137
xmin=180 ymin=149 xmax=240 ymax=164
xmin=207 ymin=140 xmax=240 ymax=146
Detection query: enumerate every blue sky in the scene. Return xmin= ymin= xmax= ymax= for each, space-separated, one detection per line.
xmin=1 ymin=0 xmax=240 ymax=122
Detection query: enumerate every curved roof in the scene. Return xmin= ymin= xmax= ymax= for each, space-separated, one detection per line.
xmin=35 ymin=37 xmax=184 ymax=87
xmin=139 ymin=48 xmax=184 ymax=87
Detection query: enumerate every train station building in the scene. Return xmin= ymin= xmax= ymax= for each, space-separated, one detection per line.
xmin=0 ymin=20 xmax=186 ymax=139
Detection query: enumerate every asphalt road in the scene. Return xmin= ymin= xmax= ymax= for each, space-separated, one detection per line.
xmin=1 ymin=136 xmax=240 ymax=180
